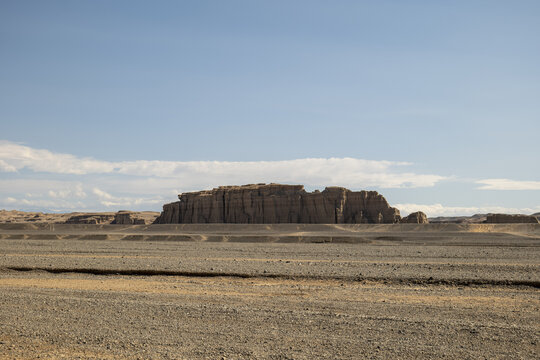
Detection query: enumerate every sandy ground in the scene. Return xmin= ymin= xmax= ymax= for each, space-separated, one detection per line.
xmin=0 ymin=224 xmax=539 ymax=359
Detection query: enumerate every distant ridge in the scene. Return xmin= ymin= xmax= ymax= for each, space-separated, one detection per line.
xmin=429 ymin=213 xmax=539 ymax=224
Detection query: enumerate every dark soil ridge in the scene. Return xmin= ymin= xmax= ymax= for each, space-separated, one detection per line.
xmin=4 ymin=266 xmax=539 ymax=289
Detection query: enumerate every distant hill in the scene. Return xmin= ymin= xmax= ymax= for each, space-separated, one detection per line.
xmin=428 ymin=214 xmax=487 ymax=224
xmin=430 ymin=213 xmax=540 ymax=224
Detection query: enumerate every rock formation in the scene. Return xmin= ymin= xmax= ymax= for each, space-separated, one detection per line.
xmin=112 ymin=211 xmax=159 ymax=224
xmin=154 ymin=183 xmax=401 ymax=224
xmin=485 ymin=213 xmax=539 ymax=224
xmin=61 ymin=211 xmax=159 ymax=224
xmin=400 ymin=211 xmax=429 ymax=224
xmin=65 ymin=213 xmax=116 ymax=224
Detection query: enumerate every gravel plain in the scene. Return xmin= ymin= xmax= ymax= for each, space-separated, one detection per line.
xmin=0 ymin=224 xmax=539 ymax=359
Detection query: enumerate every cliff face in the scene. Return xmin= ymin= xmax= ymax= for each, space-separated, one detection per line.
xmin=154 ymin=184 xmax=401 ymax=224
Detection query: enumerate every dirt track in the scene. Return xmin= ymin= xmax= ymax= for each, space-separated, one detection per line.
xmin=0 ymin=224 xmax=539 ymax=359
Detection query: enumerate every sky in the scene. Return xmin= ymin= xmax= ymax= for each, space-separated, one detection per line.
xmin=1 ymin=0 xmax=539 ymax=217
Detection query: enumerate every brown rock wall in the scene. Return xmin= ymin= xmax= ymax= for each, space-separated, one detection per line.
xmin=154 ymin=184 xmax=401 ymax=224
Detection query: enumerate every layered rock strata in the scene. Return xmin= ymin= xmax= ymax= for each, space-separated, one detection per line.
xmin=400 ymin=211 xmax=429 ymax=224
xmin=154 ymin=184 xmax=401 ymax=224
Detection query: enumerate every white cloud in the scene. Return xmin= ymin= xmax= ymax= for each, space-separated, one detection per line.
xmin=0 ymin=159 xmax=17 ymax=172
xmin=48 ymin=183 xmax=87 ymax=199
xmin=4 ymin=197 xmax=17 ymax=204
xmin=2 ymin=140 xmax=539 ymax=215
xmin=476 ymin=178 xmax=540 ymax=190
xmin=395 ymin=203 xmax=540 ymax=217
xmin=92 ymin=188 xmax=114 ymax=200
xmin=0 ymin=140 xmax=446 ymax=189
xmin=1 ymin=196 xmax=85 ymax=210
xmin=92 ymin=187 xmax=164 ymax=208
xmin=0 ymin=141 xmax=115 ymax=175
xmin=0 ymin=179 xmax=83 ymax=194
xmin=0 ymin=189 xmax=163 ymax=212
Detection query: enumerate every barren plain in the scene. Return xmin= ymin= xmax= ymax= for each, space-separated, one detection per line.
xmin=0 ymin=223 xmax=539 ymax=359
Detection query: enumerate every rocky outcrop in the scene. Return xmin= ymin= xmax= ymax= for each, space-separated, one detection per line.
xmin=0 ymin=210 xmax=117 ymax=224
xmin=112 ymin=211 xmax=159 ymax=224
xmin=154 ymin=184 xmax=401 ymax=224
xmin=485 ymin=214 xmax=539 ymax=224
xmin=65 ymin=213 xmax=116 ymax=224
xmin=64 ymin=211 xmax=159 ymax=225
xmin=400 ymin=211 xmax=429 ymax=224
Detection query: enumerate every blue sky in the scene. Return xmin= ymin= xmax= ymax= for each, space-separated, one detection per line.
xmin=1 ymin=0 xmax=539 ymax=216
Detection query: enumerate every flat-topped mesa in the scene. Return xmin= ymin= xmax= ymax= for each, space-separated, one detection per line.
xmin=154 ymin=183 xmax=401 ymax=224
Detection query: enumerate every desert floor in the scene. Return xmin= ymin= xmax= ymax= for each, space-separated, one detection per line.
xmin=0 ymin=224 xmax=538 ymax=359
